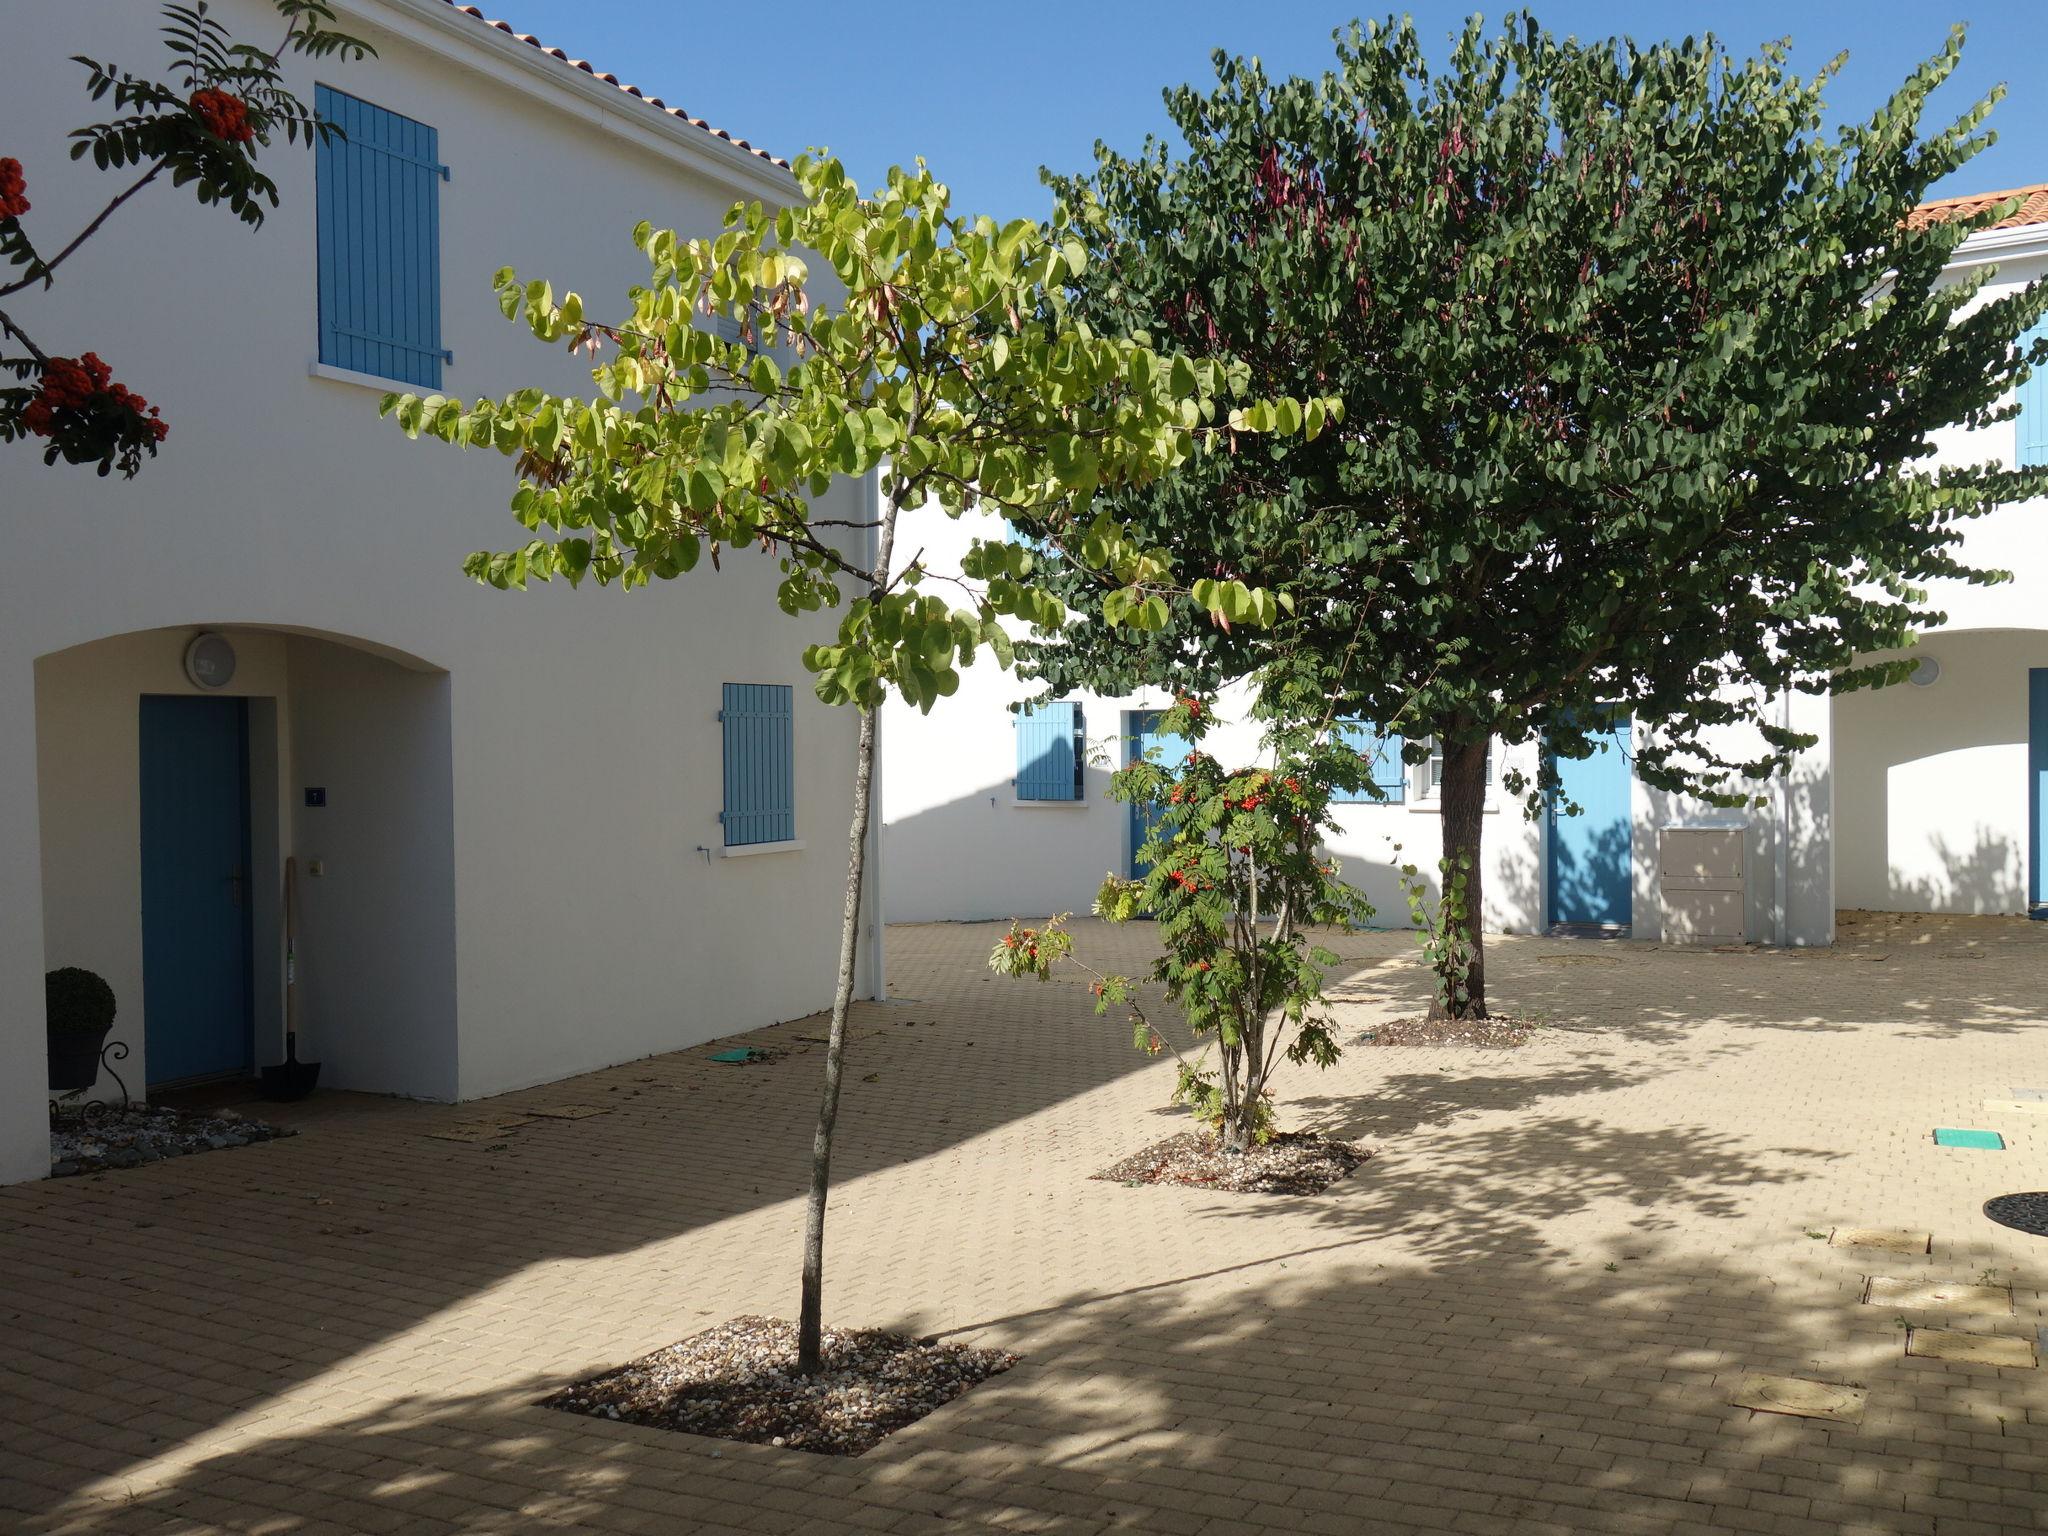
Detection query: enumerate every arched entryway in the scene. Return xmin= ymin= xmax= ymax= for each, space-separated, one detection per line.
xmin=34 ymin=624 xmax=457 ymax=1104
xmin=1833 ymin=627 xmax=2048 ymax=916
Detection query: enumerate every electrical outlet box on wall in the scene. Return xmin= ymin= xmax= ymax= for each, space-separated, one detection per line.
xmin=1660 ymin=826 xmax=1746 ymax=945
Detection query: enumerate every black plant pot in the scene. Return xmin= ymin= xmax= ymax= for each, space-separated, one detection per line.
xmin=47 ymin=1024 xmax=111 ymax=1092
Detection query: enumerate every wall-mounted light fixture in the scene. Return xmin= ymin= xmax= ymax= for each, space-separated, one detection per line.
xmin=182 ymin=630 xmax=237 ymax=690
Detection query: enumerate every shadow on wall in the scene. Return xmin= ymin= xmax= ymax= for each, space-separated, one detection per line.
xmin=883 ymin=764 xmax=1127 ymax=924
xmin=1784 ymin=748 xmax=1834 ymax=941
xmin=1883 ymin=827 xmax=2024 ymax=914
xmin=888 ymin=772 xmax=1441 ymax=932
xmin=887 ymin=769 xmax=1566 ymax=936
xmin=1834 ymin=629 xmax=2048 ymax=915
xmin=1545 ymin=817 xmax=1630 ymax=928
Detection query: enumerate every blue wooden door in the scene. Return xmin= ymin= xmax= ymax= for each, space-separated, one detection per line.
xmin=1125 ymin=710 xmax=1180 ymax=880
xmin=1547 ymin=713 xmax=1633 ymax=929
xmin=140 ymin=696 xmax=254 ymax=1084
xmin=2031 ymin=669 xmax=2048 ymax=918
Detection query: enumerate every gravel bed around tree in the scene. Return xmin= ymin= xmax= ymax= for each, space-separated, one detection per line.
xmin=1358 ymin=1014 xmax=1537 ymax=1048
xmin=1095 ymin=1129 xmax=1369 ymax=1194
xmin=542 ymin=1315 xmax=1019 ymax=1455
xmin=49 ymin=1104 xmax=292 ymax=1175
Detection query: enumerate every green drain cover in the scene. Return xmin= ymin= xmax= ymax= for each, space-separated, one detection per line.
xmin=1935 ymin=1127 xmax=2005 ymax=1150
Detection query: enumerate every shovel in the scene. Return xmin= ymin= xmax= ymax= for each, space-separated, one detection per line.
xmin=260 ymin=856 xmax=322 ymax=1101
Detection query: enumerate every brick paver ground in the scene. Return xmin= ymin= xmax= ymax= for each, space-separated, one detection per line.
xmin=5 ymin=911 xmax=2048 ymax=1534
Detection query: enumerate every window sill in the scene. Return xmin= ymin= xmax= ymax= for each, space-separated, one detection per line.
xmin=1409 ymin=798 xmax=1502 ymax=815
xmin=720 ymin=839 xmax=805 ymax=859
xmin=1013 ymin=797 xmax=1086 ymax=808
xmin=309 ymin=360 xmax=444 ymax=395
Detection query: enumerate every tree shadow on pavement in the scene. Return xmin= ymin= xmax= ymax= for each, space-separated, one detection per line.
xmin=35 ymin=1234 xmax=2044 ymax=1536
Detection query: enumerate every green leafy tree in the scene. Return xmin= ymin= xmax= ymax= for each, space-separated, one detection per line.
xmin=383 ymin=153 xmax=1327 ymax=1369
xmin=992 ymin=694 xmax=1372 ymax=1152
xmin=0 ymin=1 xmax=371 ymax=475
xmin=1033 ymin=14 xmax=2048 ymax=1015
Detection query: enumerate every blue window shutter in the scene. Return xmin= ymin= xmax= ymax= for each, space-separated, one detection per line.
xmin=1016 ymin=701 xmax=1080 ymax=801
xmin=721 ymin=684 xmax=795 ymax=845
xmin=2021 ymin=314 xmax=2048 ymax=470
xmin=316 ymin=85 xmax=447 ymax=389
xmin=1332 ymin=720 xmax=1406 ymax=803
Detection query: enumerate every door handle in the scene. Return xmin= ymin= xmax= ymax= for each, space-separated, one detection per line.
xmin=227 ymin=864 xmax=245 ymax=909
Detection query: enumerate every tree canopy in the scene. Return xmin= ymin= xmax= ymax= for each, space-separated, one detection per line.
xmin=1033 ymin=13 xmax=2048 ymax=1012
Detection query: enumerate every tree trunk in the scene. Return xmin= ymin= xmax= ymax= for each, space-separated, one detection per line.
xmin=796 ymin=486 xmax=901 ymax=1375
xmin=1220 ymin=1038 xmax=1250 ymax=1154
xmin=795 ymin=702 xmax=877 ymax=1373
xmin=1431 ymin=737 xmax=1489 ymax=1019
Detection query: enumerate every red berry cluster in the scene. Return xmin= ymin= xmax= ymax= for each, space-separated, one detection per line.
xmin=16 ymin=352 xmax=169 ymax=476
xmin=22 ymin=353 xmax=167 ymax=443
xmin=190 ymin=88 xmax=254 ymax=144
xmin=0 ymin=157 xmax=27 ymax=219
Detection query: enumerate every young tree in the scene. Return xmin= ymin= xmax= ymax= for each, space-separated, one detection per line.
xmin=384 ymin=154 xmax=1327 ymax=1368
xmin=0 ymin=2 xmax=371 ymax=476
xmin=992 ymin=692 xmax=1373 ymax=1152
xmin=1034 ymin=15 xmax=2048 ymax=1016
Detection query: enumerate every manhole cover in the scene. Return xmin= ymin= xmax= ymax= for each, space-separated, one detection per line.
xmin=1756 ymin=1379 xmax=1854 ymax=1413
xmin=1984 ymin=1193 xmax=2048 ymax=1236
xmin=1729 ymin=1372 xmax=1866 ymax=1423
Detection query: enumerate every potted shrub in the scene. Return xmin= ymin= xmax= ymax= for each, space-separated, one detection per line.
xmin=46 ymin=967 xmax=116 ymax=1092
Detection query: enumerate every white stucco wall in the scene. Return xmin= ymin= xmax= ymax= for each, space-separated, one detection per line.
xmin=286 ymin=635 xmax=459 ymax=1097
xmin=1918 ymin=238 xmax=2048 ymax=634
xmin=1836 ymin=631 xmax=2048 ymax=914
xmin=1 ymin=0 xmax=870 ymax=1182
xmin=880 ymin=506 xmax=1836 ymax=945
xmin=1832 ymin=232 xmax=2048 ymax=917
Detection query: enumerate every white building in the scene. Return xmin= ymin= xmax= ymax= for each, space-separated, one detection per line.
xmin=3 ymin=0 xmax=877 ymax=1185
xmin=884 ymin=189 xmax=2048 ymax=946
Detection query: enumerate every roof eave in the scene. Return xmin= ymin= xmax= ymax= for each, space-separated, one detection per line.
xmin=1945 ymin=220 xmax=2048 ymax=272
xmin=334 ymin=0 xmax=798 ymax=203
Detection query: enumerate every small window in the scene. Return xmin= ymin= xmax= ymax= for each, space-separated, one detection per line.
xmin=2021 ymin=314 xmax=2048 ymax=469
xmin=721 ymin=684 xmax=795 ymax=845
xmin=315 ymin=85 xmax=448 ymax=388
xmin=1015 ymin=700 xmax=1082 ymax=801
xmin=1331 ymin=720 xmax=1405 ymax=804
xmin=1421 ymin=737 xmax=1493 ymax=797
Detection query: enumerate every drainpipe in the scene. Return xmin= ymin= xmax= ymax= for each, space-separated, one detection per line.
xmin=1774 ymin=686 xmax=1792 ymax=947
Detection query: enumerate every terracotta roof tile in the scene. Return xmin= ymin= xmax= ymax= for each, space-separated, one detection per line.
xmin=1908 ymin=182 xmax=2048 ymax=232
xmin=441 ymin=3 xmax=789 ymax=170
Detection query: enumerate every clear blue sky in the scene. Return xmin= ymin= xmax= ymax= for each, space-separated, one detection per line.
xmin=508 ymin=1 xmax=2047 ymax=223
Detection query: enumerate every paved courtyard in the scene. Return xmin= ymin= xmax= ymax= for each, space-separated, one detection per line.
xmin=6 ymin=913 xmax=2048 ymax=1534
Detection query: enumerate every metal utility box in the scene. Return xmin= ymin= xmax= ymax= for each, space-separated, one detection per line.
xmin=1659 ymin=826 xmax=1746 ymax=945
